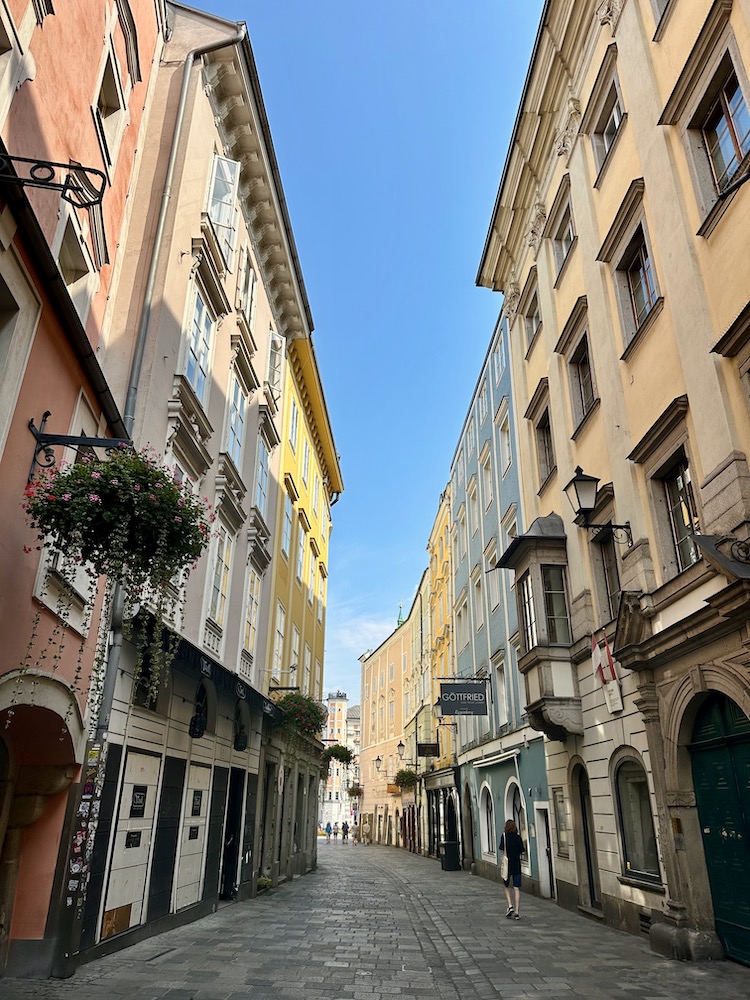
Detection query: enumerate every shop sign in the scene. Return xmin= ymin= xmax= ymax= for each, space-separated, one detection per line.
xmin=417 ymin=742 xmax=439 ymax=757
xmin=439 ymin=682 xmax=487 ymax=716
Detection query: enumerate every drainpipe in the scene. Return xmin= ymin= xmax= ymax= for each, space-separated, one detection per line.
xmin=94 ymin=25 xmax=246 ymax=742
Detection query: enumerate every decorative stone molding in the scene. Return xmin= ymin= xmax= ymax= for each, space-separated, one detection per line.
xmin=526 ymin=201 xmax=547 ymax=256
xmin=504 ymin=281 xmax=521 ymax=319
xmin=554 ymin=96 xmax=581 ymax=157
xmin=597 ymin=0 xmax=624 ymax=30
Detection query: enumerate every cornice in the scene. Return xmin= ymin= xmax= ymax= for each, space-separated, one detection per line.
xmin=627 ymin=395 xmax=689 ymax=464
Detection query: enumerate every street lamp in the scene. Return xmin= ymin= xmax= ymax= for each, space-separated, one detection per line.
xmin=563 ymin=466 xmax=632 ymax=545
xmin=374 ymin=755 xmax=382 ymax=771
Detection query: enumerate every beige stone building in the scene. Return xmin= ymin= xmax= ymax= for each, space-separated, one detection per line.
xmin=478 ymin=0 xmax=750 ymax=964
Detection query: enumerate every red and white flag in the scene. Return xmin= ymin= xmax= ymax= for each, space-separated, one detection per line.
xmin=591 ymin=633 xmax=606 ymax=683
xmin=602 ymin=632 xmax=618 ymax=682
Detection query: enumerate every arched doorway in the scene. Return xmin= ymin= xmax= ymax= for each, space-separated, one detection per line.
xmin=689 ymin=694 xmax=750 ymax=965
xmin=462 ymin=783 xmax=475 ymax=866
xmin=572 ymin=764 xmax=601 ymax=909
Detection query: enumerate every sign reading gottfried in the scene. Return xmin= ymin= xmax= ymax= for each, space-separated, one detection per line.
xmin=439 ymin=681 xmax=488 ymax=716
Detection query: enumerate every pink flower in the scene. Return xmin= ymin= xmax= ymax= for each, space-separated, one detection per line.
xmin=134 ymin=485 xmax=140 ymax=491
xmin=110 ymin=478 xmax=119 ymax=485
xmin=91 ymin=472 xmax=101 ymax=479
xmin=89 ymin=494 xmax=101 ymax=503
xmin=62 ymin=494 xmax=72 ymax=501
xmin=174 ymin=516 xmax=182 ymax=523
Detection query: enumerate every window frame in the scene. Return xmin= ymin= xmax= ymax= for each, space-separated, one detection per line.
xmin=613 ymin=755 xmax=662 ymax=884
xmin=206 ymin=154 xmax=240 ymax=269
xmin=185 ymin=283 xmax=215 ymax=407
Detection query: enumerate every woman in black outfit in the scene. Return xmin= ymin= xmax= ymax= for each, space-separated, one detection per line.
xmin=500 ymin=819 xmax=524 ymax=919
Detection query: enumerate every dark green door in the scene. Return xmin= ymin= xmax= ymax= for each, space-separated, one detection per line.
xmin=690 ymin=695 xmax=750 ymax=966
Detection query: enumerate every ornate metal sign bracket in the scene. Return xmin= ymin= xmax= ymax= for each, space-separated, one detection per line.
xmin=0 ymin=154 xmax=106 ymax=208
xmin=28 ymin=412 xmax=132 ymax=482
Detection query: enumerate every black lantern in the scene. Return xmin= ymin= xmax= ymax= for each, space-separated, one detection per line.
xmin=563 ymin=466 xmax=632 ymax=545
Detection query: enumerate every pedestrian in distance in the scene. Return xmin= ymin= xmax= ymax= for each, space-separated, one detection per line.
xmin=325 ymin=821 xmax=332 ymax=844
xmin=342 ymin=820 xmax=349 ymax=843
xmin=362 ymin=819 xmax=371 ymax=846
xmin=352 ymin=823 xmax=359 ymax=845
xmin=500 ymin=819 xmax=525 ymax=920
xmin=333 ymin=822 xmax=339 ymax=842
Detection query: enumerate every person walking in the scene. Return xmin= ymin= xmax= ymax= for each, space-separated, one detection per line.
xmin=500 ymin=819 xmax=525 ymax=920
xmin=342 ymin=820 xmax=349 ymax=843
xmin=333 ymin=822 xmax=339 ymax=842
xmin=325 ymin=821 xmax=332 ymax=844
xmin=362 ymin=819 xmax=371 ymax=846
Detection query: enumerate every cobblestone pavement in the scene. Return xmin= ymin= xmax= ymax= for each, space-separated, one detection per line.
xmin=5 ymin=842 xmax=750 ymax=999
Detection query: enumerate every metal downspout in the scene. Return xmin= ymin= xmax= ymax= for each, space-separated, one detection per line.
xmin=94 ymin=25 xmax=246 ymax=742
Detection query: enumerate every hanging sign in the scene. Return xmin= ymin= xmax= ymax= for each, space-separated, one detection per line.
xmin=439 ymin=682 xmax=487 ymax=716
xmin=417 ymin=742 xmax=440 ymax=757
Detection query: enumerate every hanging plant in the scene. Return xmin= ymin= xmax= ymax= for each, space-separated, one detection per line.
xmin=273 ymin=692 xmax=327 ymax=740
xmin=22 ymin=446 xmax=213 ymax=715
xmin=321 ymin=744 xmax=353 ymax=769
xmin=394 ymin=768 xmax=418 ymax=790
xmin=347 ymin=784 xmax=363 ymax=799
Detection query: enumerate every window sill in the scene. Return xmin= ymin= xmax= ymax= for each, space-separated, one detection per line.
xmin=553 ymin=237 xmax=578 ymax=289
xmin=525 ymin=325 xmax=543 ymax=360
xmin=697 ymin=158 xmax=750 ymax=238
xmin=571 ymin=398 xmax=601 ymax=441
xmin=617 ymin=874 xmax=665 ymax=893
xmin=620 ymin=297 xmax=665 ymax=363
xmin=537 ymin=466 xmax=557 ymax=497
xmin=649 ymin=556 xmax=707 ymax=615
xmin=593 ymin=114 xmax=628 ymax=190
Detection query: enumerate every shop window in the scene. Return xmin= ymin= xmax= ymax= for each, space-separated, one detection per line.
xmin=614 ymin=759 xmax=661 ymax=881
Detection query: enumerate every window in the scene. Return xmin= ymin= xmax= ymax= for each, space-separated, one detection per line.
xmin=569 ymin=335 xmax=597 ymax=425
xmin=57 ymin=214 xmax=96 ymax=320
xmin=553 ymin=204 xmax=575 ymax=273
xmin=493 ymin=657 xmax=507 ymax=727
xmin=456 ymin=600 xmax=469 ymax=649
xmin=480 ymin=786 xmax=495 ymax=854
xmin=499 ymin=415 xmax=511 ymax=474
xmin=702 ymin=68 xmax=750 ymax=192
xmin=581 ymin=47 xmax=626 ymax=179
xmin=313 ymin=473 xmax=320 ymax=516
xmin=535 ymin=409 xmax=555 ymax=485
xmin=94 ymin=51 xmax=126 ymax=168
xmin=289 ymin=398 xmax=299 ymax=451
xmin=207 ymin=155 xmax=240 ymax=266
xmin=473 ymin=574 xmax=484 ymax=630
xmin=291 ymin=627 xmax=300 ymax=678
xmin=208 ymin=525 xmax=232 ymax=626
xmin=238 ymin=249 xmax=256 ymax=327
xmin=389 ymin=662 xmax=395 ymax=681
xmin=615 ymin=759 xmax=660 ymax=880
xmin=296 ymin=523 xmax=306 ymax=581
xmin=317 ymin=574 xmax=324 ymax=623
xmin=272 ymin=602 xmax=286 ymax=676
xmin=524 ymin=289 xmax=542 ymax=351
xmin=624 ymin=228 xmax=657 ymax=329
xmin=308 ymin=546 xmax=315 ymax=598
xmin=302 ymin=438 xmax=310 ymax=485
xmin=662 ymin=455 xmax=700 ymax=572
xmin=542 ymin=565 xmax=571 ymax=644
xmin=493 ymin=325 xmax=507 ymax=382
xmin=282 ymin=494 xmax=293 ymax=557
xmin=243 ymin=566 xmax=261 ymax=655
xmin=255 ymin=437 xmax=269 ymax=517
xmin=598 ymin=82 xmax=624 ymax=161
xmin=481 ymin=453 xmax=493 ymax=509
xmin=226 ymin=372 xmax=248 ymax=467
xmin=519 ymin=571 xmax=537 ymax=652
xmin=469 ymin=485 xmax=478 ymax=536
xmin=594 ymin=529 xmax=621 ymax=621
xmin=268 ymin=332 xmax=283 ymax=392
xmin=304 ymin=644 xmax=312 ymax=694
xmin=478 ymin=383 xmax=488 ymax=424
xmin=459 ymin=509 xmax=467 ymax=558
xmin=487 ymin=552 xmax=500 ymax=611
xmin=186 ymin=287 xmax=213 ymax=405
xmin=552 ymin=788 xmax=570 ymax=858
xmin=467 ymin=416 xmax=475 ymax=456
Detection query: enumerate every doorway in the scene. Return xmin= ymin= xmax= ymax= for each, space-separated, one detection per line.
xmin=220 ymin=767 xmax=245 ymax=900
xmin=690 ymin=694 xmax=750 ymax=966
xmin=535 ymin=804 xmax=555 ymax=899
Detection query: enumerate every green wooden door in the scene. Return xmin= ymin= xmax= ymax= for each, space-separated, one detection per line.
xmin=690 ymin=695 xmax=750 ymax=966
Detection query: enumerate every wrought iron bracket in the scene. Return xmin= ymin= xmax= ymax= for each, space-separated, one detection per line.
xmin=585 ymin=520 xmax=633 ymax=547
xmin=0 ymin=154 xmax=106 ymax=208
xmin=28 ymin=412 xmax=132 ymax=482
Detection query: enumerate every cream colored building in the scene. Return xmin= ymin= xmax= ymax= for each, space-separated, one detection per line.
xmin=478 ymin=0 xmax=750 ymax=964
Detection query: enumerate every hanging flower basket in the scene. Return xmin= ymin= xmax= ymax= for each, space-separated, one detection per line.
xmin=394 ymin=768 xmax=418 ymax=790
xmin=321 ymin=744 xmax=353 ymax=769
xmin=273 ymin=692 xmax=327 ymax=740
xmin=347 ymin=784 xmax=363 ymax=799
xmin=21 ymin=446 xmax=213 ymax=717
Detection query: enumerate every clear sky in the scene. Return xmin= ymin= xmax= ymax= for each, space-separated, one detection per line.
xmin=201 ymin=0 xmax=545 ymax=701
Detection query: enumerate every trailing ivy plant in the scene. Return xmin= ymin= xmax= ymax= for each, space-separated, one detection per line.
xmin=321 ymin=744 xmax=353 ymax=769
xmin=394 ymin=768 xmax=418 ymax=790
xmin=347 ymin=784 xmax=363 ymax=799
xmin=22 ymin=446 xmax=213 ymax=722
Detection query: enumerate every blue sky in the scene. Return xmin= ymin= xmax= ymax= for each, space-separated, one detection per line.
xmin=203 ymin=0 xmax=544 ymax=701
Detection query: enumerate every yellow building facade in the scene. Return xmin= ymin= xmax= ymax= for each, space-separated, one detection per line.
xmin=265 ymin=337 xmax=343 ymax=699
xmin=478 ymin=0 xmax=750 ymax=964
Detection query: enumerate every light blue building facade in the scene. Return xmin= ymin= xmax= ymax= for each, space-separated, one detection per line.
xmin=449 ymin=310 xmax=552 ymax=898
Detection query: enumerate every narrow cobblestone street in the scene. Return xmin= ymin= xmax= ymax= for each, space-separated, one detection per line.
xmin=5 ymin=842 xmax=749 ymax=1000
